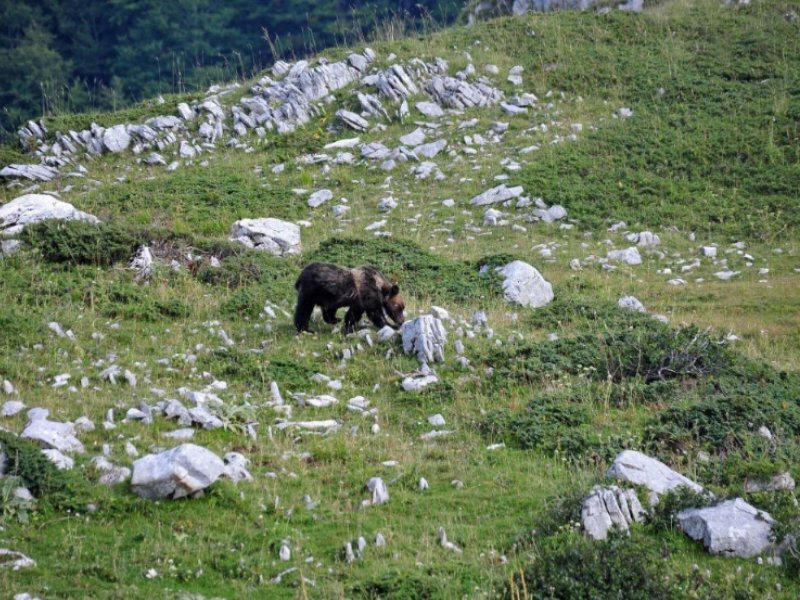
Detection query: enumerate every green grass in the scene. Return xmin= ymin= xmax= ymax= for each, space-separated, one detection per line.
xmin=1 ymin=0 xmax=800 ymax=597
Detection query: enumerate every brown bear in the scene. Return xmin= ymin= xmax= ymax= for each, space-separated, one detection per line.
xmin=294 ymin=262 xmax=405 ymax=333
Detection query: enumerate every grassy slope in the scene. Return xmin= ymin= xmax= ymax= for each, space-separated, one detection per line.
xmin=1 ymin=0 xmax=800 ymax=598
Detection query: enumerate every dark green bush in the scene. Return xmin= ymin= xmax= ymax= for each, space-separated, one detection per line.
xmin=23 ymin=220 xmax=142 ymax=266
xmin=480 ymin=395 xmax=592 ymax=459
xmin=0 ymin=431 xmax=86 ymax=511
xmin=644 ymin=377 xmax=800 ymax=453
xmin=484 ymin=318 xmax=732 ymax=385
xmin=647 ymin=486 xmax=716 ymax=532
xmin=352 ymin=569 xmax=441 ymax=599
xmin=508 ymin=531 xmax=678 ymax=599
xmin=97 ymin=282 xmax=191 ymax=321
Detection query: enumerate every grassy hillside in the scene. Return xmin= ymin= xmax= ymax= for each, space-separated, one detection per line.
xmin=1 ymin=0 xmax=800 ymax=598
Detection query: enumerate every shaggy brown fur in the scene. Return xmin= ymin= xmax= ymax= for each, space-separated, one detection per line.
xmin=294 ymin=262 xmax=405 ymax=333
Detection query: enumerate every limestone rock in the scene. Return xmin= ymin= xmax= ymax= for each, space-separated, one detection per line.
xmin=582 ymin=485 xmax=645 ymax=540
xmin=231 ymin=218 xmax=301 ymax=256
xmin=222 ymin=452 xmax=253 ymax=483
xmin=366 ymin=477 xmax=389 ymax=505
xmin=678 ymin=498 xmax=775 ymax=557
xmin=608 ymin=450 xmax=704 ymax=505
xmin=498 ymin=261 xmax=554 ymax=308
xmin=0 ymin=164 xmax=59 ymax=181
xmin=415 ymin=101 xmax=444 ymax=118
xmin=401 ymin=374 xmax=439 ymax=391
xmin=618 ymin=295 xmax=645 ymax=312
xmin=21 ymin=418 xmax=84 ymax=454
xmin=0 ymin=194 xmax=99 ymax=236
xmin=307 ymin=189 xmax=333 ymax=208
xmin=131 ymin=444 xmax=225 ymax=499
xmin=401 ymin=315 xmax=447 ymax=364
xmin=41 ymin=449 xmax=74 ymax=470
xmin=469 ymin=184 xmax=524 ymax=206
xmin=102 ymin=125 xmax=131 ymax=153
xmin=336 ymin=109 xmax=369 ymax=132
xmin=607 ymin=247 xmax=642 ymax=266
xmin=0 ymin=548 xmax=36 ymax=569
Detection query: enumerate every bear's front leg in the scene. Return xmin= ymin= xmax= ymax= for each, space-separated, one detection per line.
xmin=366 ymin=309 xmax=388 ymax=330
xmin=344 ymin=307 xmax=364 ymax=333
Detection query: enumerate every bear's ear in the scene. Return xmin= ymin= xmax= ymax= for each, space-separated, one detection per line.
xmin=388 ymin=283 xmax=400 ymax=297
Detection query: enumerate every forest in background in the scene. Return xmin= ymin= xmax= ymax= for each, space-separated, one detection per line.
xmin=0 ymin=0 xmax=461 ymax=141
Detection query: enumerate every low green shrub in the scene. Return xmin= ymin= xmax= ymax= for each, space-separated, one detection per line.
xmin=0 ymin=431 xmax=86 ymax=511
xmin=644 ymin=377 xmax=800 ymax=454
xmin=97 ymin=281 xmax=191 ymax=321
xmin=484 ymin=318 xmax=733 ymax=385
xmin=508 ymin=531 xmax=678 ymax=599
xmin=23 ymin=220 xmax=142 ymax=266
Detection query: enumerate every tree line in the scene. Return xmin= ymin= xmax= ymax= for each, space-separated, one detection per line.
xmin=0 ymin=0 xmax=461 ymax=142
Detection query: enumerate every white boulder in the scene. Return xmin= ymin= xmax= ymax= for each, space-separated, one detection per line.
xmin=608 ymin=450 xmax=704 ymax=505
xmin=131 ymin=444 xmax=225 ymax=499
xmin=498 ymin=261 xmax=554 ymax=308
xmin=21 ymin=418 xmax=84 ymax=454
xmin=0 ymin=194 xmax=99 ymax=236
xmin=231 ymin=218 xmax=301 ymax=256
xmin=607 ymin=247 xmax=642 ymax=265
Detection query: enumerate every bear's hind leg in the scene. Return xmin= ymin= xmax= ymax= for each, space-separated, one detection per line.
xmin=294 ymin=297 xmax=315 ymax=332
xmin=322 ymin=307 xmax=341 ymax=324
xmin=344 ymin=307 xmax=363 ymax=333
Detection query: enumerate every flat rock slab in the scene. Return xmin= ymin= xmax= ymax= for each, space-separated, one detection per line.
xmin=1 ymin=194 xmax=99 ymax=236
xmin=131 ymin=443 xmax=225 ymax=499
xmin=231 ymin=218 xmax=301 ymax=256
xmin=0 ymin=164 xmax=59 ymax=181
xmin=608 ymin=450 xmax=704 ymax=505
xmin=498 ymin=261 xmax=554 ymax=308
xmin=678 ymin=498 xmax=774 ymax=558
xmin=469 ymin=184 xmax=524 ymax=206
xmin=21 ymin=418 xmax=84 ymax=454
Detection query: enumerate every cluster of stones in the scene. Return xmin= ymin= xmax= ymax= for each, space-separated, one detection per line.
xmin=3 ymin=48 xmax=507 ymax=187
xmin=582 ymin=450 xmax=783 ymax=559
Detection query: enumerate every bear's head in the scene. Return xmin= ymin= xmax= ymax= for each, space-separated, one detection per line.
xmin=382 ymin=284 xmax=405 ymax=326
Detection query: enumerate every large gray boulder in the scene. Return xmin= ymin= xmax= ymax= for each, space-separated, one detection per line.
xmin=581 ymin=485 xmax=645 ymax=540
xmin=401 ymin=315 xmax=447 ymax=364
xmin=131 ymin=444 xmax=225 ymax=499
xmin=608 ymin=450 xmax=704 ymax=505
xmin=102 ymin=124 xmax=131 ymax=153
xmin=498 ymin=261 xmax=554 ymax=308
xmin=21 ymin=418 xmax=84 ymax=454
xmin=678 ymin=498 xmax=775 ymax=557
xmin=230 ymin=218 xmax=301 ymax=256
xmin=0 ymin=194 xmax=99 ymax=236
